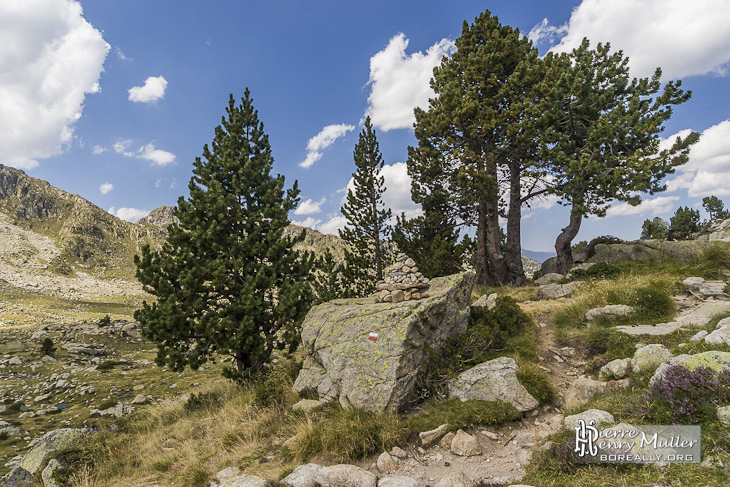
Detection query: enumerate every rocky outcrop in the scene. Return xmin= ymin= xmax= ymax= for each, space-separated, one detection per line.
xmin=563 ymin=409 xmax=615 ymax=431
xmin=294 ymin=272 xmax=475 ymax=412
xmin=585 ymin=304 xmax=634 ymax=321
xmin=448 ymin=357 xmax=539 ymax=412
xmin=536 ymin=281 xmax=584 ymax=300
xmin=650 ymin=351 xmax=730 ymax=387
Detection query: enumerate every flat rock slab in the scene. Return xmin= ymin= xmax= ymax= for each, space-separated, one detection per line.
xmin=617 ymin=300 xmax=730 ymax=336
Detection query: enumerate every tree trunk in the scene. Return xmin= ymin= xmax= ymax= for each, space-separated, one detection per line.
xmin=475 ymin=198 xmax=493 ymax=285
xmin=504 ymin=162 xmax=525 ymax=286
xmin=555 ymin=203 xmax=583 ymax=275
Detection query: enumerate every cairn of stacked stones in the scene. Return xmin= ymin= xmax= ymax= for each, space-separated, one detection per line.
xmin=376 ymin=253 xmax=430 ymax=303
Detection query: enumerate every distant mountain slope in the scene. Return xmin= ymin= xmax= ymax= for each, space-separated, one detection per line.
xmin=521 ymin=249 xmax=556 ymax=264
xmin=0 ymin=165 xmax=166 ymax=279
xmin=0 ymin=165 xmax=541 ymax=281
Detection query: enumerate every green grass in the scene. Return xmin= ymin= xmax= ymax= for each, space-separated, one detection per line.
xmin=404 ymin=398 xmax=521 ymax=434
xmin=517 ymin=362 xmax=556 ymax=404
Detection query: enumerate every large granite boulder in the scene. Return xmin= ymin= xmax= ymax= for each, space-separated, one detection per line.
xmin=294 ymin=272 xmax=475 ymax=413
xmin=448 ymin=357 xmax=538 ymax=412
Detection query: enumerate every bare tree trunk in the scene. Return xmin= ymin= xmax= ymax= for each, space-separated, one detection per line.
xmin=555 ymin=203 xmax=583 ymax=275
xmin=475 ymin=199 xmax=494 ymax=285
xmin=504 ymin=163 xmax=525 ymax=286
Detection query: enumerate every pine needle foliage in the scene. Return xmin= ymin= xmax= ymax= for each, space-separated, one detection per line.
xmin=339 ymin=117 xmax=392 ymax=296
xmin=134 ymin=90 xmax=315 ymax=382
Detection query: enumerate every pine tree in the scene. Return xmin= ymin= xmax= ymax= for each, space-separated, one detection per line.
xmin=702 ymin=196 xmax=729 ymax=223
xmin=339 ymin=117 xmax=392 ymax=296
xmin=134 ymin=90 xmax=314 ymax=381
xmin=668 ymin=206 xmax=701 ymax=240
xmin=543 ymin=40 xmax=699 ymax=273
xmin=408 ymin=10 xmax=548 ymax=286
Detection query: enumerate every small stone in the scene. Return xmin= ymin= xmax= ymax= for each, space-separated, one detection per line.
xmin=404 ymin=258 xmax=416 ymax=267
xmin=419 ymin=424 xmax=448 ymax=447
xmin=411 ymin=292 xmax=421 ymax=300
xmin=391 ymin=290 xmax=405 ymax=303
xmin=439 ymin=432 xmax=455 ymax=449
xmin=377 ymin=451 xmax=398 ymax=474
xmin=450 ymin=429 xmax=481 ymax=456
xmin=390 ymin=446 xmax=407 ymax=459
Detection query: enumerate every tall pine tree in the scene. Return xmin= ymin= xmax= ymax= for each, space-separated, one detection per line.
xmin=339 ymin=117 xmax=392 ymax=296
xmin=134 ymin=90 xmax=314 ymax=381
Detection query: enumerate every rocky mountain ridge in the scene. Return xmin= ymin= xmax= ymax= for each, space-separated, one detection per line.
xmin=0 ymin=165 xmax=539 ymax=282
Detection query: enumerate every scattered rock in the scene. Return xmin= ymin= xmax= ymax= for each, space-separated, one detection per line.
xmin=563 ymin=376 xmax=607 ymax=410
xmin=216 ymin=466 xmax=242 ymax=484
xmin=377 ymin=452 xmax=398 ymax=474
xmin=435 ymin=472 xmax=473 ymax=487
xmin=313 ymin=464 xmax=377 ymax=487
xmin=280 ymin=463 xmax=321 ymax=487
xmin=448 ymin=357 xmax=539 ymax=412
xmin=534 ymin=273 xmax=563 ymax=286
xmin=585 ymin=304 xmax=634 ymax=322
xmin=690 ymin=330 xmax=709 ymax=342
xmin=618 ymin=301 xmax=730 ymax=335
xmin=131 ymin=394 xmax=148 ymax=405
xmin=419 ymin=424 xmax=448 ymax=448
xmin=564 ymin=409 xmax=615 ymax=431
xmin=390 ymin=446 xmax=407 ymax=459
xmin=699 ymin=281 xmax=727 ymax=298
xmin=378 ymin=477 xmax=418 ymax=487
xmin=440 ymin=432 xmax=456 ymax=449
xmin=292 ymin=399 xmax=323 ymax=413
xmin=705 ymin=325 xmax=730 ymax=346
xmin=219 ymin=475 xmax=271 ymax=487
xmin=89 ymin=402 xmax=133 ymax=419
xmin=450 ymin=429 xmax=481 ymax=456
xmin=472 ymin=293 xmax=497 ymax=309
xmin=718 ymin=406 xmax=730 ymax=427
xmin=537 ymin=282 xmax=585 ymax=300
xmin=599 ymin=359 xmax=631 ymax=380
xmin=683 ymin=277 xmax=706 ymax=288
xmin=631 ymin=344 xmax=673 ymax=375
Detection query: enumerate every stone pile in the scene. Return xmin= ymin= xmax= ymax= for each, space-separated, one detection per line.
xmin=376 ymin=254 xmax=430 ymax=303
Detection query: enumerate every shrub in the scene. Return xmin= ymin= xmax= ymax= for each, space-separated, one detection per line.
xmin=569 ymin=262 xmax=620 ymax=280
xmin=516 ymin=363 xmax=556 ymax=404
xmin=252 ymin=359 xmax=301 ymax=407
xmin=291 ymin=405 xmax=408 ymax=461
xmin=183 ymin=392 xmax=222 ymax=413
xmin=40 ymin=337 xmax=56 ymax=357
xmin=98 ymin=400 xmax=118 ymax=411
xmin=96 ymin=360 xmax=123 ymax=371
xmin=97 ymin=315 xmax=112 ymax=327
xmin=405 ymin=398 xmax=521 ymax=433
xmin=415 ymin=296 xmax=532 ymax=400
xmin=635 ymin=365 xmax=730 ymax=424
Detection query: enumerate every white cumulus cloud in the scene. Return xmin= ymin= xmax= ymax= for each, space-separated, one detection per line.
xmin=109 ymin=207 xmax=149 ymax=223
xmin=605 ymin=196 xmax=680 ymax=217
xmin=541 ymin=0 xmax=730 ymax=79
xmin=291 ymin=217 xmax=323 ymax=229
xmin=294 ymin=197 xmax=326 ymax=216
xmin=99 ymin=182 xmax=113 ymax=194
xmin=318 ymin=215 xmax=348 ymax=235
xmin=138 ymin=143 xmax=176 ymax=166
xmin=299 ymin=124 xmax=355 ymax=169
xmin=0 ymin=0 xmax=110 ymax=169
xmin=366 ymin=34 xmax=455 ymax=131
xmin=665 ymin=120 xmax=730 ymax=197
xmin=128 ymin=75 xmax=168 ymax=103
xmin=113 ymin=138 xmax=176 ymax=166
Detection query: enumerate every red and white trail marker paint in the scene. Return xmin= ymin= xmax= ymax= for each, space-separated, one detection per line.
xmin=368 ymin=333 xmax=379 ymax=342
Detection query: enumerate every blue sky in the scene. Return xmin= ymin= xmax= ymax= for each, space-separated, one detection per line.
xmin=1 ymin=0 xmax=729 ymax=253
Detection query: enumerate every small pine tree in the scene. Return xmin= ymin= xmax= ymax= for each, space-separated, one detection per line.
xmin=640 ymin=217 xmax=669 ymax=240
xmin=668 ymin=206 xmax=701 ymax=240
xmin=134 ymin=90 xmax=315 ymax=381
xmin=40 ymin=338 xmax=56 ymax=357
xmin=339 ymin=117 xmax=392 ymax=296
xmin=311 ymin=250 xmax=346 ymax=304
xmin=702 ymin=196 xmax=730 ymax=223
